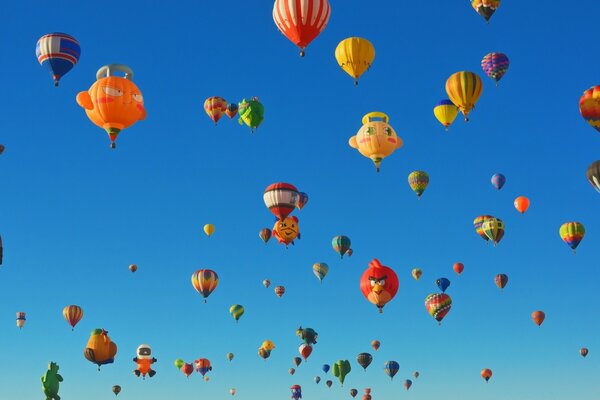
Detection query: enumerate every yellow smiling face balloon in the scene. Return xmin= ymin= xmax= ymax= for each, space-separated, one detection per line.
xmin=272 ymin=216 xmax=300 ymax=248
xmin=349 ymin=112 xmax=403 ymax=172
xmin=76 ymin=64 xmax=146 ymax=149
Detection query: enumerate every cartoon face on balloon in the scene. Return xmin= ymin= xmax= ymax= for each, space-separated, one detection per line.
xmin=360 ymin=259 xmax=399 ymax=313
xmin=273 ymin=216 xmax=300 ymax=247
xmin=349 ymin=112 xmax=403 ymax=172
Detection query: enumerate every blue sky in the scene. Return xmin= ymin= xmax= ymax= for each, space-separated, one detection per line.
xmin=1 ymin=1 xmax=599 ymax=399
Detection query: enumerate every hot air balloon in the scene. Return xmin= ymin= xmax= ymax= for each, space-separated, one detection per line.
xmin=258 ymin=348 xmax=271 ymax=360
xmin=16 ymin=312 xmax=26 ymax=329
xmin=289 ymin=368 xmax=296 ymax=375
xmin=203 ymin=224 xmax=215 ymax=237
xmin=296 ymin=327 xmax=318 ymax=345
xmin=238 ymin=97 xmax=264 ymax=131
xmin=350 ymin=389 xmax=358 ymax=398
xmin=229 ymin=304 xmax=244 ymax=322
xmin=227 ymin=353 xmax=234 ymax=361
xmin=112 ymin=385 xmax=121 ymax=396
xmin=580 ymin=348 xmax=589 ymax=358
xmin=403 ymin=380 xmax=412 ymax=390
xmin=453 ymin=263 xmax=464 ymax=275
xmin=300 ymin=344 xmax=313 ymax=360
xmin=333 ymin=360 xmax=351 ymax=385
xmin=433 ymin=99 xmax=459 ymax=131
xmin=425 ymin=293 xmax=452 ymax=325
xmin=481 ymin=368 xmax=492 ymax=382
xmin=436 ymin=277 xmax=450 ymax=293
xmin=290 ymin=385 xmax=302 ymax=400
xmin=275 ymin=286 xmax=286 ymax=298
xmin=335 ymin=37 xmax=375 ymax=85
xmin=313 ymin=262 xmax=329 ymax=283
xmin=360 ymin=259 xmax=399 ymax=313
xmin=371 ymin=340 xmax=380 ymax=351
xmin=332 ymin=236 xmax=352 ymax=258
xmin=491 ymin=173 xmax=506 ymax=190
xmin=174 ymin=359 xmax=185 ymax=369
xmin=264 ymin=183 xmax=300 ymax=220
xmin=272 ymin=216 xmax=300 ymax=248
xmin=445 ymin=71 xmax=483 ymax=121
xmin=273 ymin=0 xmax=331 ymax=57
xmin=263 ymin=279 xmax=271 ymax=288
xmin=482 ymin=217 xmax=504 ymax=246
xmin=63 ymin=305 xmax=83 ymax=331
xmin=314 ymin=376 xmax=321 ymax=384
xmin=349 ymin=112 xmax=403 ymax=172
xmin=472 ymin=0 xmax=501 ymax=22
xmin=204 ymin=97 xmax=227 ymax=125
xmin=356 ymin=353 xmax=373 ymax=371
xmin=36 ymin=33 xmax=80 ymax=86
xmin=297 ymin=192 xmax=309 ymax=210
xmin=412 ymin=268 xmax=422 ymax=281
xmin=76 ymin=64 xmax=146 ymax=149
xmin=230 ymin=388 xmax=236 ymax=396
xmin=194 ymin=358 xmax=212 ymax=377
xmin=346 ymin=248 xmax=353 ymax=257
xmin=408 ymin=171 xmax=429 ymax=199
xmin=133 ymin=344 xmax=157 ymax=379
xmin=494 ymin=274 xmax=508 ymax=290
xmin=191 ymin=269 xmax=218 ymax=302
xmin=129 ymin=264 xmax=137 ymax=273
xmin=413 ymin=371 xmax=420 ymax=379
xmin=531 ymin=310 xmax=545 ymax=326
xmin=586 ymin=160 xmax=600 ymax=192
xmin=259 ymin=228 xmax=272 ymax=244
xmin=514 ymin=196 xmax=530 ymax=214
xmin=326 ymin=380 xmax=333 ymax=388
xmin=474 ymin=215 xmax=493 ymax=242
xmin=41 ymin=362 xmax=63 ymax=400
xmin=84 ymin=328 xmax=118 ymax=369
xmin=363 ymin=388 xmax=372 ymax=400
xmin=181 ymin=363 xmax=194 ymax=378
xmin=261 ymin=340 xmax=276 ymax=351
xmin=560 ymin=222 xmax=585 ymax=253
xmin=384 ymin=361 xmax=399 ymax=380
xmin=579 ymin=86 xmax=600 ymax=133
xmin=293 ymin=357 xmax=302 ymax=367
xmin=322 ymin=364 xmax=330 ymax=373
xmin=225 ymin=103 xmax=239 ymax=119
xmin=482 ymin=52 xmax=509 ymax=85
xmin=0 ymin=144 xmax=4 ymax=155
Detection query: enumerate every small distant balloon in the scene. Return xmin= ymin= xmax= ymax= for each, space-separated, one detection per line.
xmin=560 ymin=222 xmax=585 ymax=253
xmin=403 ymin=380 xmax=412 ymax=390
xmin=350 ymin=389 xmax=358 ymax=398
xmin=371 ymin=340 xmax=380 ymax=351
xmin=275 ymin=286 xmax=285 ymax=298
xmin=491 ymin=174 xmax=506 ymax=190
xmin=314 ymin=376 xmax=321 ymax=384
xmin=174 ymin=359 xmax=185 ymax=369
xmin=383 ymin=361 xmax=399 ymax=380
xmin=412 ymin=268 xmax=422 ymax=281
xmin=453 ymin=263 xmax=464 ymax=275
xmin=112 ymin=385 xmax=121 ymax=396
xmin=514 ymin=196 xmax=530 ymax=214
xmin=580 ymin=348 xmax=589 ymax=358
xmin=289 ymin=368 xmax=296 ymax=375
xmin=481 ymin=368 xmax=492 ymax=382
xmin=293 ymin=357 xmax=302 ymax=367
xmin=129 ymin=264 xmax=137 ymax=273
xmin=326 ymin=380 xmax=333 ymax=388
xmin=408 ymin=171 xmax=429 ymax=198
xmin=436 ymin=277 xmax=450 ymax=293
xmin=322 ymin=364 xmax=330 ymax=373
xmin=494 ymin=274 xmax=508 ymax=290
xmin=332 ymin=236 xmax=352 ymax=258
xmin=413 ymin=371 xmax=419 ymax=379
xmin=259 ymin=228 xmax=272 ymax=244
xmin=227 ymin=353 xmax=234 ymax=361
xmin=203 ymin=224 xmax=215 ymax=237
xmin=531 ymin=310 xmax=545 ymax=326
xmin=263 ymin=279 xmax=271 ymax=288
xmin=16 ymin=312 xmax=26 ymax=329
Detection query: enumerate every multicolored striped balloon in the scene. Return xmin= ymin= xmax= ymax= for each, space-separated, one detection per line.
xmin=424 ymin=293 xmax=452 ymax=324
xmin=494 ymin=274 xmax=508 ymax=290
xmin=481 ymin=368 xmax=493 ymax=382
xmin=332 ymin=236 xmax=351 ymax=258
xmin=579 ymin=86 xmax=600 ymax=133
xmin=36 ymin=33 xmax=81 ymax=86
xmin=356 ymin=353 xmax=373 ymax=371
xmin=273 ymin=0 xmax=331 ymax=57
xmin=383 ymin=361 xmax=399 ymax=380
xmin=225 ymin=103 xmax=239 ymax=119
xmin=264 ymin=183 xmax=299 ymax=220
xmin=63 ymin=305 xmax=84 ymax=330
xmin=445 ymin=71 xmax=483 ymax=121
xmin=433 ymin=99 xmax=459 ymax=130
xmin=481 ymin=52 xmax=509 ymax=85
xmin=482 ymin=217 xmax=504 ymax=246
xmin=472 ymin=0 xmax=501 ymax=22
xmin=274 ymin=285 xmax=286 ymax=298
xmin=408 ymin=171 xmax=429 ymax=198
xmin=473 ymin=215 xmax=494 ymax=242
xmin=313 ymin=262 xmax=329 ymax=282
xmin=204 ymin=97 xmax=228 ymax=125
xmin=229 ymin=304 xmax=245 ymax=322
xmin=296 ymin=192 xmax=309 ymax=210
xmin=191 ymin=269 xmax=219 ymax=302
xmin=559 ymin=222 xmax=585 ymax=253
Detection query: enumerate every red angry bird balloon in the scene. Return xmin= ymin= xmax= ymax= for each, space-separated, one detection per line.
xmin=360 ymin=259 xmax=399 ymax=313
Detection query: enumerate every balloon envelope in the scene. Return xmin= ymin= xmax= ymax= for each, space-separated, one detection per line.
xmin=335 ymin=37 xmax=375 ymax=84
xmin=481 ymin=52 xmax=509 ymax=84
xmin=36 ymin=33 xmax=81 ymax=86
xmin=579 ymin=86 xmax=600 ymax=133
xmin=586 ymin=161 xmax=600 ymax=192
xmin=433 ymin=99 xmax=459 ymax=130
xmin=273 ymin=0 xmax=331 ymax=56
xmin=445 ymin=71 xmax=483 ymax=121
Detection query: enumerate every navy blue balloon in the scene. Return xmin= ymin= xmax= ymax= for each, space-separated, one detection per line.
xmin=436 ymin=277 xmax=451 ymax=293
xmin=322 ymin=364 xmax=330 ymax=373
xmin=491 ymin=173 xmax=506 ymax=190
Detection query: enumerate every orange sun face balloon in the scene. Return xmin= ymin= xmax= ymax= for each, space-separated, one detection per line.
xmin=77 ymin=64 xmax=146 ymax=148
xmin=272 ymin=216 xmax=300 ymax=247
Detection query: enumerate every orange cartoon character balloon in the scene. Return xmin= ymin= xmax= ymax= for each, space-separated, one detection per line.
xmin=76 ymin=64 xmax=146 ymax=149
xmin=84 ymin=328 xmax=118 ymax=370
xmin=133 ymin=344 xmax=157 ymax=379
xmin=360 ymin=259 xmax=399 ymax=313
xmin=272 ymin=216 xmax=300 ymax=248
xmin=349 ymin=112 xmax=403 ymax=172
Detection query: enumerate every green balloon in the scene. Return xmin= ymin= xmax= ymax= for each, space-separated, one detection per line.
xmin=174 ymin=359 xmax=185 ymax=369
xmin=42 ymin=362 xmax=63 ymax=400
xmin=238 ymin=98 xmax=264 ymax=131
xmin=332 ymin=360 xmax=351 ymax=385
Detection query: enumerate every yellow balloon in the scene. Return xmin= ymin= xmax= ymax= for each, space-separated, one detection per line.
xmin=204 ymin=224 xmax=215 ymax=237
xmin=349 ymin=112 xmax=403 ymax=172
xmin=411 ymin=268 xmax=422 ymax=281
xmin=445 ymin=72 xmax=483 ymax=121
xmin=261 ymin=340 xmax=276 ymax=351
xmin=335 ymin=37 xmax=375 ymax=85
xmin=433 ymin=100 xmax=459 ymax=131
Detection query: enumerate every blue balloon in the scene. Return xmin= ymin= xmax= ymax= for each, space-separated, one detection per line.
xmin=384 ymin=361 xmax=399 ymax=380
xmin=322 ymin=364 xmax=330 ymax=373
xmin=491 ymin=173 xmax=506 ymax=190
xmin=436 ymin=277 xmax=451 ymax=293
xmin=36 ymin=33 xmax=81 ymax=86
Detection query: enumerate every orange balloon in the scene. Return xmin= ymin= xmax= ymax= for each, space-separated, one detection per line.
xmin=480 ymin=368 xmax=492 ymax=382
xmin=452 ymin=262 xmax=464 ymax=275
xmin=531 ymin=310 xmax=545 ymax=326
xmin=514 ymin=196 xmax=530 ymax=214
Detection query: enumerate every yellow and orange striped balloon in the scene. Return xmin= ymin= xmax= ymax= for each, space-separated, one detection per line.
xmin=445 ymin=72 xmax=483 ymax=121
xmin=63 ymin=305 xmax=83 ymax=330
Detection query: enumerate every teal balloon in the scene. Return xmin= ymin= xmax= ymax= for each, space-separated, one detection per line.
xmin=332 ymin=236 xmax=351 ymax=258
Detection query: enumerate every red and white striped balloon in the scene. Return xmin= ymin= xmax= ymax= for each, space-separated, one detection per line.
xmin=273 ymin=0 xmax=331 ymax=56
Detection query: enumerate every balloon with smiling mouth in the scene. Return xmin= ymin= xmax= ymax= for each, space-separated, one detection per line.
xmin=349 ymin=112 xmax=403 ymax=172
xmin=272 ymin=216 xmax=300 ymax=248
xmin=76 ymin=64 xmax=146 ymax=149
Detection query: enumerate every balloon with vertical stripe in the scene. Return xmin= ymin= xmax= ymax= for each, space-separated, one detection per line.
xmin=579 ymin=86 xmax=600 ymax=133
xmin=36 ymin=33 xmax=81 ymax=86
xmin=559 ymin=222 xmax=585 ymax=253
xmin=191 ymin=269 xmax=219 ymax=302
xmin=586 ymin=160 xmax=600 ymax=193
xmin=204 ymin=97 xmax=228 ymax=125
xmin=63 ymin=305 xmax=84 ymax=330
xmin=471 ymin=0 xmax=501 ymax=22
xmin=445 ymin=71 xmax=483 ymax=121
xmin=335 ymin=37 xmax=375 ymax=85
xmin=273 ymin=0 xmax=331 ymax=57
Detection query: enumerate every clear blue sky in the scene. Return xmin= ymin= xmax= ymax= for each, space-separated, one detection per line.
xmin=1 ymin=1 xmax=599 ymax=399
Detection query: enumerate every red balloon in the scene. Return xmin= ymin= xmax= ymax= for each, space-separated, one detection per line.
xmin=360 ymin=259 xmax=399 ymax=313
xmin=299 ymin=344 xmax=313 ymax=360
xmin=453 ymin=262 xmax=464 ymax=275
xmin=531 ymin=310 xmax=545 ymax=326
xmin=181 ymin=363 xmax=194 ymax=378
